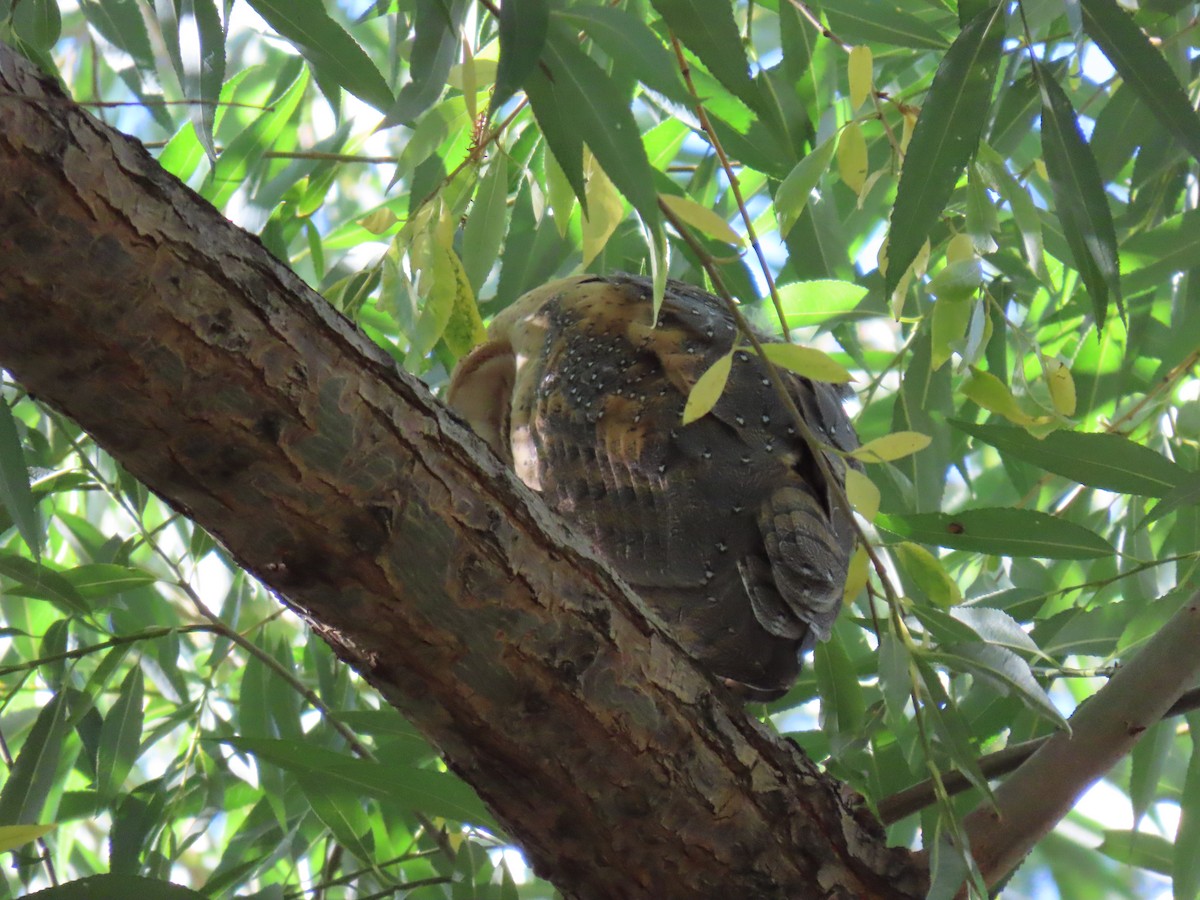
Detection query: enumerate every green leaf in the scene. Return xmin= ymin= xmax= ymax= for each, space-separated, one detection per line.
xmin=12 ymin=0 xmax=61 ymax=51
xmin=931 ymin=643 xmax=1066 ymax=727
xmin=79 ymin=0 xmax=154 ymax=71
xmin=1081 ymin=0 xmax=1200 ymax=165
xmin=1036 ymin=64 xmax=1122 ymax=327
xmin=558 ymin=6 xmax=690 ymax=105
xmin=977 ymin=143 xmax=1046 ymax=278
xmin=1144 ymin=473 xmax=1200 ymax=526
xmin=207 ymin=67 xmax=310 ymax=209
xmin=950 ymin=607 xmax=1043 ymax=657
xmin=650 ymin=0 xmax=757 ymax=112
xmin=893 ymin=541 xmax=961 ymax=607
xmin=768 ymin=278 xmax=868 ymax=329
xmin=875 ymin=508 xmax=1114 ymax=559
xmin=1097 ymin=829 xmax=1173 ymax=875
xmin=1121 ymin=206 xmax=1200 ymax=296
xmin=0 ymin=694 xmax=69 ymax=825
xmin=178 ymin=0 xmax=225 ymax=160
xmin=813 ymin=631 xmax=865 ymax=733
xmin=526 ymin=26 xmax=660 ymax=230
xmin=245 ymin=0 xmax=393 ymax=112
xmin=824 ymin=1 xmax=950 ymax=50
xmin=462 ymin=154 xmax=509 ymax=295
xmin=59 ymin=564 xmax=157 ymax=600
xmin=775 ymin=136 xmax=838 ymax=238
xmin=224 ymin=737 xmax=494 ymax=826
xmin=1129 ymin=721 xmax=1174 ymax=828
xmin=886 ymin=5 xmax=1004 ymax=294
xmin=96 ymin=668 xmax=145 ymax=799
xmin=954 ymin=421 xmax=1189 ymax=497
xmin=0 ymin=554 xmax=89 ymax=614
xmin=0 ymin=400 xmax=42 ymax=557
xmin=492 ymin=0 xmax=549 ymax=113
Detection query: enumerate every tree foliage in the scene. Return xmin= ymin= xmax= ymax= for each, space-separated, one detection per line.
xmin=1 ymin=1 xmax=1199 ymax=898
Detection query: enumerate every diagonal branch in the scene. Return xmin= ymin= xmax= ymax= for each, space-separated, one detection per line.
xmin=960 ymin=591 xmax=1200 ymax=888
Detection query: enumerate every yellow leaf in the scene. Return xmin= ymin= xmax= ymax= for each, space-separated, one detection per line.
xmin=848 ymin=46 xmax=873 ymax=111
xmin=844 ymin=467 xmax=880 ymax=521
xmin=0 ymin=824 xmax=55 ymax=853
xmin=931 ymin=296 xmax=973 ymax=369
xmin=1046 ymin=359 xmax=1076 ymax=417
xmin=946 ymin=233 xmax=975 ymax=263
xmin=900 ymin=109 xmax=919 ymax=156
xmin=581 ymin=154 xmax=624 ymax=266
xmin=759 ymin=343 xmax=853 ymax=383
xmin=893 ymin=542 xmax=961 ymax=607
xmin=962 ymin=368 xmax=1036 ymax=426
xmin=438 ymin=247 xmax=485 ymax=357
xmin=850 ymin=431 xmax=932 ymax=464
xmin=659 ymin=194 xmax=742 ymax=245
xmin=837 ymin=122 xmax=868 ymax=195
xmin=359 ymin=209 xmax=398 ymax=235
xmin=843 ymin=544 xmax=870 ymax=603
xmin=682 ymin=351 xmax=733 ymax=424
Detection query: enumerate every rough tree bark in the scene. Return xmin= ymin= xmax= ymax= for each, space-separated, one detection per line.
xmin=0 ymin=44 xmax=927 ymax=899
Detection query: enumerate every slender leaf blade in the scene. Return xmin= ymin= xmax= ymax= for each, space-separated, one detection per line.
xmin=875 ymin=508 xmax=1114 ymax=558
xmin=0 ymin=400 xmax=41 ymax=557
xmin=492 ymin=0 xmax=549 ymax=113
xmin=954 ymin=420 xmax=1188 ymax=497
xmin=887 ymin=5 xmax=1005 ymax=294
xmin=1081 ymin=0 xmax=1200 ymax=164
xmin=1037 ymin=65 xmax=1122 ymax=327
xmin=246 ymin=0 xmax=392 ymax=112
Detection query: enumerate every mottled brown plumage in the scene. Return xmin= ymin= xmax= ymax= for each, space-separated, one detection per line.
xmin=448 ymin=273 xmax=858 ymax=700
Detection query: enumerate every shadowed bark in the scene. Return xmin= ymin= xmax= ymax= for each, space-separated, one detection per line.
xmin=0 ymin=43 xmax=926 ymax=899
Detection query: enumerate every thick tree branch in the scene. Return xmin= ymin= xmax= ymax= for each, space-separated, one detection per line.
xmin=961 ymin=591 xmax=1200 ymax=887
xmin=0 ymin=44 xmax=925 ymax=899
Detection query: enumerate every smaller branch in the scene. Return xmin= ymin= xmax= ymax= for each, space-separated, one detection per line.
xmin=961 ymin=591 xmax=1200 ymax=889
xmin=667 ymin=33 xmax=791 ymax=338
xmin=0 ymin=625 xmax=219 ymax=677
xmin=879 ymin=683 xmax=1200 ymax=825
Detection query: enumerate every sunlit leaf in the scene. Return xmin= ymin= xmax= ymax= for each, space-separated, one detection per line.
xmin=850 ymin=432 xmax=932 ymax=463
xmin=0 ymin=823 xmax=55 ymax=853
xmin=758 ymin=343 xmax=853 ymax=383
xmin=775 ymin=136 xmax=838 ymax=238
xmin=836 ymin=122 xmax=868 ymax=195
xmin=848 ymin=46 xmax=873 ymax=110
xmin=682 ymin=351 xmax=733 ymax=424
xmin=844 ymin=467 xmax=880 ymax=521
xmin=659 ymin=194 xmax=741 ymax=245
xmin=894 ymin=541 xmax=960 ymax=607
